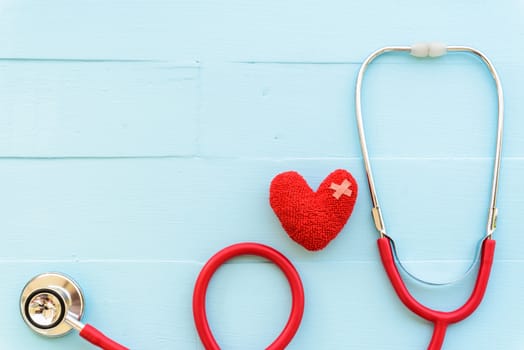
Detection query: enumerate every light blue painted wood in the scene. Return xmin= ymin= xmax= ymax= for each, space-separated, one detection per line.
xmin=199 ymin=59 xmax=520 ymax=157
xmin=0 ymin=0 xmax=522 ymax=349
xmin=1 ymin=261 xmax=523 ymax=349
xmin=0 ymin=0 xmax=523 ymax=63
xmin=0 ymin=61 xmax=200 ymax=156
xmin=1 ymin=60 xmax=521 ymax=157
xmin=0 ymin=158 xmax=520 ymax=263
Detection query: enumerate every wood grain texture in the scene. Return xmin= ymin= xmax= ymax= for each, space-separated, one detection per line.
xmin=2 ymin=60 xmax=522 ymax=157
xmin=0 ymin=0 xmax=522 ymax=349
xmin=0 ymin=61 xmax=200 ymax=156
xmin=1 ymin=261 xmax=523 ymax=350
xmin=0 ymin=0 xmax=523 ymax=62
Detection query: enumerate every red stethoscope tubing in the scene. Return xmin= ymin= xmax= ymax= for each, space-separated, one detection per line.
xmin=193 ymin=243 xmax=305 ymax=350
xmin=378 ymin=237 xmax=496 ymax=350
xmin=79 ymin=325 xmax=129 ymax=350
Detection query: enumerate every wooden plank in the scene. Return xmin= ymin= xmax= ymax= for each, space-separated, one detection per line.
xmin=0 ymin=61 xmax=200 ymax=156
xmin=0 ymin=158 xmax=520 ymax=264
xmin=0 ymin=260 xmax=520 ymax=349
xmin=199 ymin=59 xmax=522 ymax=158
xmin=1 ymin=60 xmax=519 ymax=157
xmin=0 ymin=0 xmax=522 ymax=63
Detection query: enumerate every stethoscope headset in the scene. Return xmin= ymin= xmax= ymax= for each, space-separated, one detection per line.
xmin=18 ymin=43 xmax=503 ymax=350
xmin=355 ymin=43 xmax=503 ymax=349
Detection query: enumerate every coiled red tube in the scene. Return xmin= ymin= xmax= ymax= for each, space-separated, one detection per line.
xmin=193 ymin=243 xmax=305 ymax=350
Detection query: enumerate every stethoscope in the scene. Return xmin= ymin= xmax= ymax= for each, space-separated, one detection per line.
xmin=17 ymin=44 xmax=502 ymax=350
xmin=20 ymin=273 xmax=128 ymax=350
xmin=19 ymin=243 xmax=305 ymax=350
xmin=355 ymin=43 xmax=503 ymax=349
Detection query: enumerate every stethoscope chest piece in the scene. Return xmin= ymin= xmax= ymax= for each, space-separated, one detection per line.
xmin=20 ymin=273 xmax=84 ymax=337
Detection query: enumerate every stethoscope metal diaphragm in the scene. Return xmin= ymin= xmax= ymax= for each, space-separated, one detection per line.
xmin=20 ymin=272 xmax=84 ymax=337
xmin=20 ymin=272 xmax=128 ymax=349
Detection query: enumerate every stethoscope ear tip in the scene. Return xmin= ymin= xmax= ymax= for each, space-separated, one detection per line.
xmin=20 ymin=273 xmax=84 ymax=337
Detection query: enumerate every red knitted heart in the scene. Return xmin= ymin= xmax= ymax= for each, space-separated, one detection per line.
xmin=270 ymin=169 xmax=358 ymax=251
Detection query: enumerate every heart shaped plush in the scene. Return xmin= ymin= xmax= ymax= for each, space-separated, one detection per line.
xmin=270 ymin=169 xmax=358 ymax=251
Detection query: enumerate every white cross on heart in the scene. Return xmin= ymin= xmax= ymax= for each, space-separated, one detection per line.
xmin=330 ymin=179 xmax=352 ymax=199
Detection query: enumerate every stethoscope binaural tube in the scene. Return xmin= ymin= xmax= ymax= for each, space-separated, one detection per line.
xmin=20 ymin=273 xmax=129 ymax=350
xmin=355 ymin=43 xmax=504 ymax=350
xmin=378 ymin=237 xmax=495 ymax=349
xmin=193 ymin=243 xmax=305 ymax=350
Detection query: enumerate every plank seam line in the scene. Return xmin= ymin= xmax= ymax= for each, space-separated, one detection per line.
xmin=0 ymin=156 xmax=520 ymax=161
xmin=1 ymin=259 xmax=522 ymax=264
xmin=234 ymin=60 xmax=513 ymax=66
xmin=0 ymin=58 xmax=201 ymax=67
xmin=0 ymin=58 xmax=517 ymax=66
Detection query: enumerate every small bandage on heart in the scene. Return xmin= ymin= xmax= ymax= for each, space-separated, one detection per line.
xmin=270 ymin=169 xmax=358 ymax=251
xmin=329 ymin=179 xmax=353 ymax=199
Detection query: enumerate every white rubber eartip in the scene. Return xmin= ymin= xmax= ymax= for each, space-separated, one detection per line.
xmin=428 ymin=42 xmax=447 ymax=57
xmin=410 ymin=43 xmax=429 ymax=58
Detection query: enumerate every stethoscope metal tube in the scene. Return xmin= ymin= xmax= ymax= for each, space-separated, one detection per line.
xmin=355 ymin=44 xmax=504 ymax=240
xmin=20 ymin=273 xmax=129 ymax=350
xmin=355 ymin=43 xmax=504 ymax=350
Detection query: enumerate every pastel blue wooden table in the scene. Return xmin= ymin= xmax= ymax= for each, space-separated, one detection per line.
xmin=0 ymin=1 xmax=523 ymax=349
